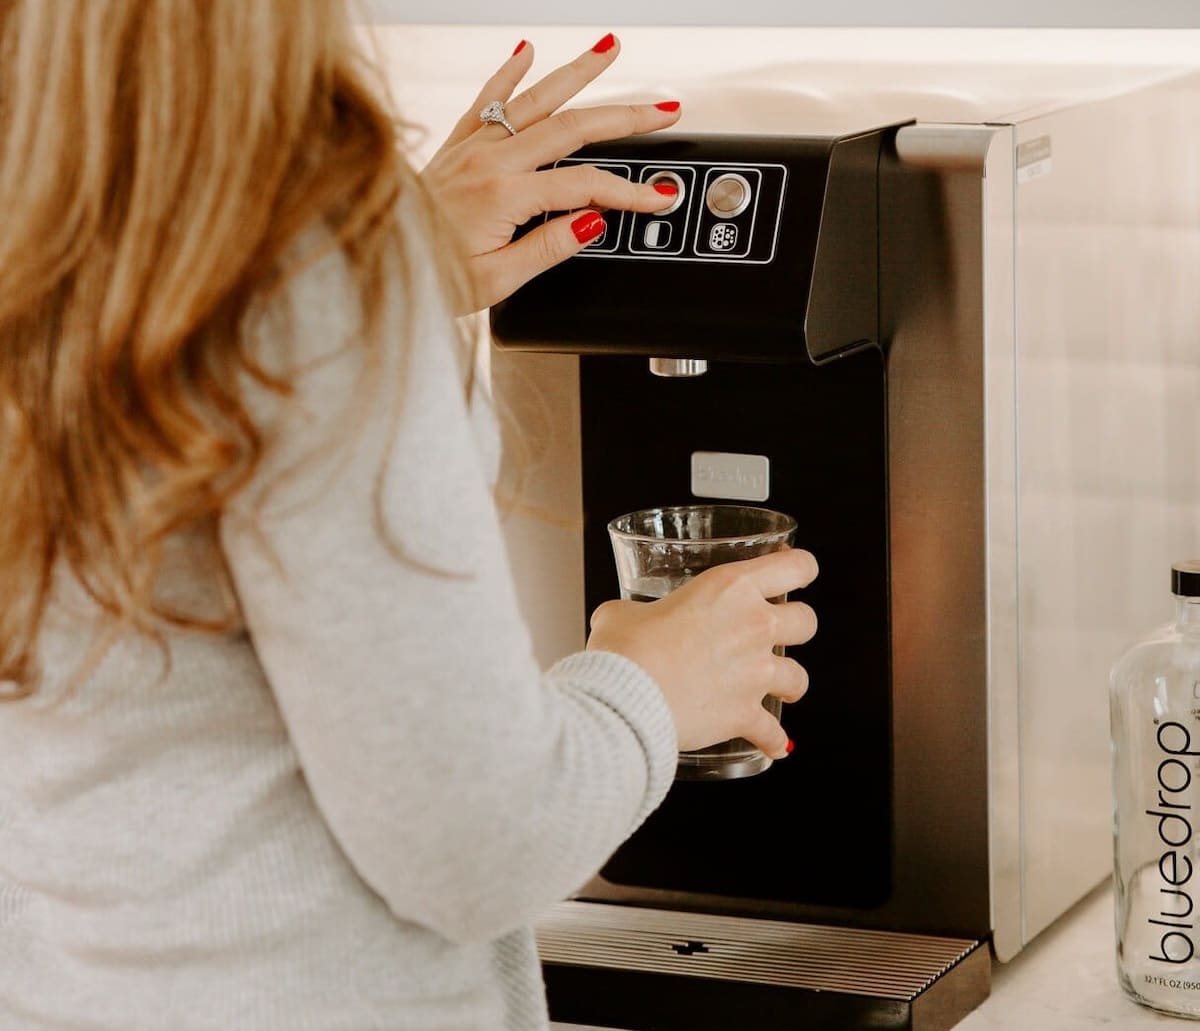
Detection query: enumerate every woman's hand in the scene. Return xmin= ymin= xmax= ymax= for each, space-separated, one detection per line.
xmin=585 ymin=549 xmax=820 ymax=760
xmin=420 ymin=34 xmax=682 ymax=312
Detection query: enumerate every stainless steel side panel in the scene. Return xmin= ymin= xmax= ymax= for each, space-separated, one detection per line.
xmin=1010 ymin=72 xmax=1200 ymax=946
xmin=878 ymin=126 xmax=1004 ymax=944
xmin=894 ymin=124 xmax=1022 ymax=961
xmin=981 ymin=129 xmax=1022 ymax=963
xmin=488 ymin=349 xmax=587 ymax=668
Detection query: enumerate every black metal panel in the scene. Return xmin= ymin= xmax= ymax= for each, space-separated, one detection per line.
xmin=579 ymin=350 xmax=892 ymax=910
xmin=543 ymin=963 xmax=914 ymax=1031
xmin=489 ymin=128 xmax=897 ymax=365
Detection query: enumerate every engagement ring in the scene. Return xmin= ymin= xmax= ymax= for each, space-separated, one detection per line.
xmin=479 ymin=100 xmax=517 ymax=136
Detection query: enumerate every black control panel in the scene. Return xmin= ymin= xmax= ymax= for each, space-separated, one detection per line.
xmin=492 ymin=128 xmax=899 ymax=365
xmin=554 ymin=158 xmax=787 ymax=264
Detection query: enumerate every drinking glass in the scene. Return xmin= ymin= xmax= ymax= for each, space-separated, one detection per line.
xmin=607 ymin=504 xmax=797 ymax=780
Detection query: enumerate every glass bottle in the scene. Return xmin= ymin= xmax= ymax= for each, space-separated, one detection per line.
xmin=1111 ymin=559 xmax=1200 ymax=1017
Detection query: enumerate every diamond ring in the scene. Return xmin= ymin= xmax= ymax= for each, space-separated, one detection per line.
xmin=479 ymin=100 xmax=517 ymax=136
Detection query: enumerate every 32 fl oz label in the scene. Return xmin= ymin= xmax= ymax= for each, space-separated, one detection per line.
xmin=1146 ymin=974 xmax=1200 ymax=991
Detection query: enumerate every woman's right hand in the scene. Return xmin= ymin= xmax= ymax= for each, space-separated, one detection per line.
xmin=585 ymin=549 xmax=819 ymax=760
xmin=420 ymin=33 xmax=683 ymax=313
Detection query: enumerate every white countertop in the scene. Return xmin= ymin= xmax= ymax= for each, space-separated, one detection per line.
xmin=552 ymin=879 xmax=1197 ymax=1030
xmin=957 ymin=879 xmax=1185 ymax=1030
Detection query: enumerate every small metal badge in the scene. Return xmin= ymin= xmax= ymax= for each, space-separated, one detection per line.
xmin=1017 ymin=135 xmax=1053 ymax=184
xmin=691 ymin=451 xmax=770 ymax=502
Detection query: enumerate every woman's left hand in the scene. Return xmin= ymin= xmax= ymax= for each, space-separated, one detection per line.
xmin=420 ymin=34 xmax=682 ymax=313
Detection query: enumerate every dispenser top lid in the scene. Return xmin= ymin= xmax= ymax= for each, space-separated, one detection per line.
xmin=619 ymin=59 xmax=1195 ymax=134
xmin=1172 ymin=561 xmax=1200 ymax=597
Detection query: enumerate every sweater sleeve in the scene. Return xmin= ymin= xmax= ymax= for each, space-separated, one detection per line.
xmin=218 ymin=239 xmax=678 ymax=946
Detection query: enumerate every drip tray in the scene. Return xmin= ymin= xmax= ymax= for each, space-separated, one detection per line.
xmin=536 ymin=901 xmax=990 ymax=1031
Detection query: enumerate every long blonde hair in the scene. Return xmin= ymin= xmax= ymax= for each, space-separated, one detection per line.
xmin=0 ymin=0 xmax=435 ymax=695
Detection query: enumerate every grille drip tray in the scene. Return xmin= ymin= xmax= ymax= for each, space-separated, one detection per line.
xmin=536 ymin=901 xmax=990 ymax=1031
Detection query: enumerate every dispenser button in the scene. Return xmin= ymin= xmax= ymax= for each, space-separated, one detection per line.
xmin=705 ymin=172 xmax=752 ymax=218
xmin=646 ymin=170 xmax=686 ymax=215
xmin=550 ymin=159 xmax=630 ymax=255
xmin=643 ymin=220 xmax=673 ymax=249
xmin=630 ymin=165 xmax=694 ymax=257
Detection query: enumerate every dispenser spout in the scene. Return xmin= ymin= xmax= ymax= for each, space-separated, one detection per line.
xmin=649 ymin=358 xmax=708 ymax=377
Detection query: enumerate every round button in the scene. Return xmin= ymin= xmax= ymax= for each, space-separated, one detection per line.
xmin=706 ymin=173 xmax=752 ymax=218
xmin=646 ymin=170 xmax=685 ymax=215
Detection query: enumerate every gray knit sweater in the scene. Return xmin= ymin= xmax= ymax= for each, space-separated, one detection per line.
xmin=0 ymin=234 xmax=678 ymax=1029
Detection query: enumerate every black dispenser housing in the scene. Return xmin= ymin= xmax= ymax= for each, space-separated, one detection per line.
xmin=492 ymin=126 xmax=896 ymax=910
xmin=487 ymin=126 xmax=991 ymax=1030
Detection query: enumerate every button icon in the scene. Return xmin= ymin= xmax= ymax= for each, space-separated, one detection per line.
xmin=643 ymin=220 xmax=673 ymax=249
xmin=708 ymin=223 xmax=738 ymax=251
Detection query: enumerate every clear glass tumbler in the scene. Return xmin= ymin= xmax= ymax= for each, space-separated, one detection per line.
xmin=607 ymin=504 xmax=798 ymax=781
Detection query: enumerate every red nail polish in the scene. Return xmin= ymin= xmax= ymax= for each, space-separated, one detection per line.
xmin=785 ymin=739 xmax=795 ymax=755
xmin=592 ymin=32 xmax=616 ymax=54
xmin=653 ymin=183 xmax=677 ymax=196
xmin=655 ymin=100 xmax=681 ymax=112
xmin=512 ymin=39 xmax=528 ymax=56
xmin=571 ymin=211 xmax=605 ymax=244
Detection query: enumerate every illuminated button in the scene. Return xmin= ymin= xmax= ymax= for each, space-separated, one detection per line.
xmin=643 ymin=220 xmax=673 ymax=249
xmin=706 ymin=173 xmax=752 ymax=218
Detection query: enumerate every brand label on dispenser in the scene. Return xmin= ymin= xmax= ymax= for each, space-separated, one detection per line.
xmin=1016 ymin=135 xmax=1053 ymax=184
xmin=690 ymin=452 xmax=770 ymax=502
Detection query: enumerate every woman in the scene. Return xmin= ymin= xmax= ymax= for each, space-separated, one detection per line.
xmin=0 ymin=2 xmax=817 ymax=1028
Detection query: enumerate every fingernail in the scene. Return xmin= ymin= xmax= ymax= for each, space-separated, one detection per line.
xmin=653 ymin=183 xmax=677 ymax=196
xmin=571 ymin=211 xmax=606 ymax=244
xmin=512 ymin=39 xmax=528 ymax=56
xmin=655 ymin=100 xmax=681 ymax=112
xmin=785 ymin=739 xmax=795 ymax=755
xmin=592 ymin=32 xmax=616 ymax=53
